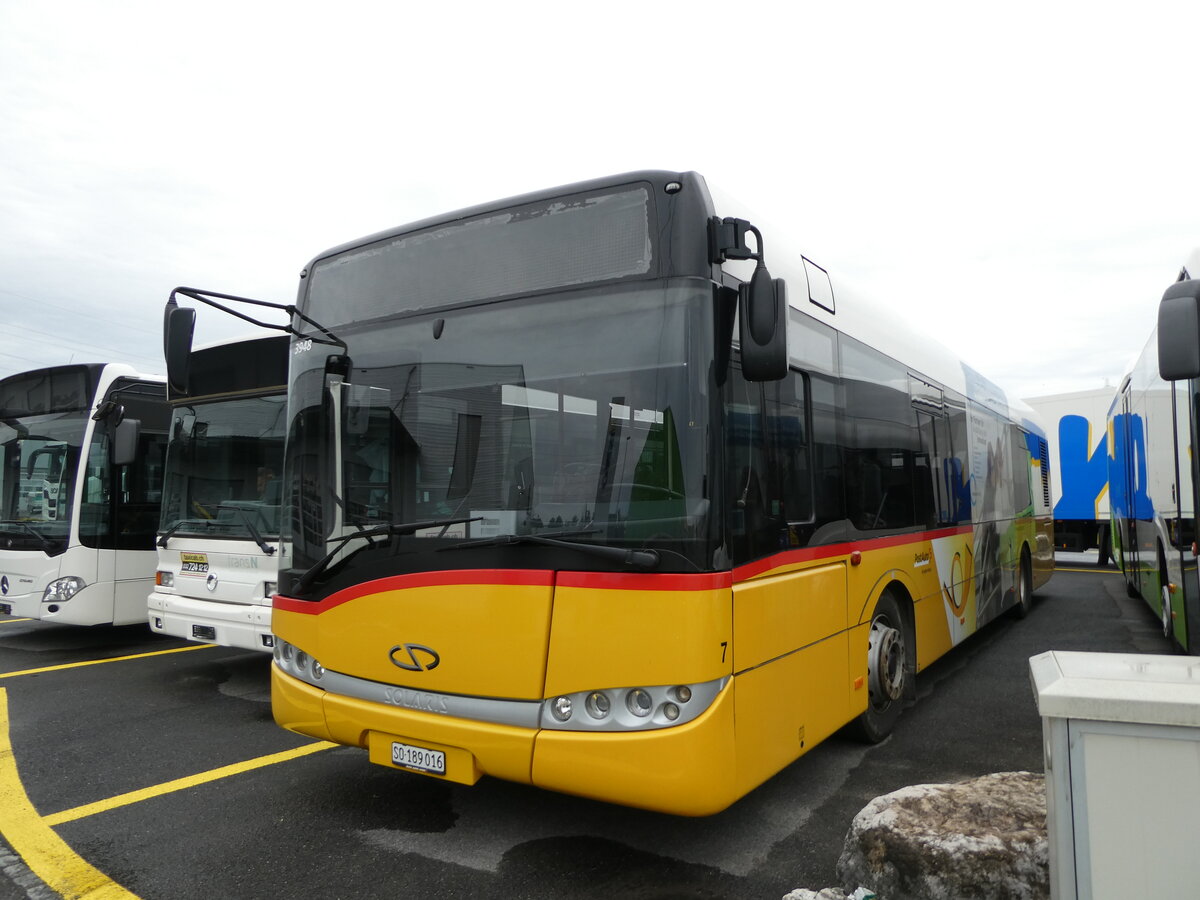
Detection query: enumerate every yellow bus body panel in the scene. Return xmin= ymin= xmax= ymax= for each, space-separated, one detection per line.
xmin=274 ymin=573 xmax=554 ymax=700
xmin=543 ymin=574 xmax=731 ymax=695
xmin=271 ymin=662 xmax=333 ymax=740
xmin=732 ymin=632 xmax=851 ymax=796
xmin=731 ymin=562 xmax=847 ymax=672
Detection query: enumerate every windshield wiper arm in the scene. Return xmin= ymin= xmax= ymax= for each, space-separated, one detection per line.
xmin=217 ymin=505 xmax=276 ymax=555
xmin=4 ymin=521 xmax=54 ymax=554
xmin=442 ymin=532 xmax=660 ymax=570
xmin=295 ymin=516 xmax=484 ymax=594
xmin=158 ymin=518 xmax=211 ymax=548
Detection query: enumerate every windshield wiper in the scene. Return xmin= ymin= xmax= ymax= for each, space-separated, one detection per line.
xmin=441 ymin=531 xmax=660 ymax=571
xmin=1 ymin=521 xmax=55 ymax=554
xmin=295 ymin=516 xmax=484 ymax=594
xmin=217 ymin=505 xmax=276 ymax=555
xmin=157 ymin=518 xmax=213 ymax=548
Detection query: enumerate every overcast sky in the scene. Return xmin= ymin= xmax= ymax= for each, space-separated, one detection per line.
xmin=3 ymin=1 xmax=1199 ymax=406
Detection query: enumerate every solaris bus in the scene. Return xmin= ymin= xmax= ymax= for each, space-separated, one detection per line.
xmin=167 ymin=172 xmax=1054 ymax=814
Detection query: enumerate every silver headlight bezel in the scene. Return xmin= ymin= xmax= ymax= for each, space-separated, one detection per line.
xmin=540 ymin=677 xmax=727 ymax=732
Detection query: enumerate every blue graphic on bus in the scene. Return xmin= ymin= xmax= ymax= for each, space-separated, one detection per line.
xmin=1107 ymin=412 xmax=1153 ymax=522
xmin=1054 ymin=414 xmax=1108 ymax=520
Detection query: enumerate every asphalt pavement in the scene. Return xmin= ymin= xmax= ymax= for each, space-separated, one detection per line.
xmin=0 ymin=558 xmax=1171 ymax=899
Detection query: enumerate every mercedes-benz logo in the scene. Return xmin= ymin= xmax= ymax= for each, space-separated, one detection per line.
xmin=389 ymin=643 xmax=440 ymax=672
xmin=0 ymin=576 xmax=7 ymax=596
xmin=205 ymin=572 xmax=219 ymax=592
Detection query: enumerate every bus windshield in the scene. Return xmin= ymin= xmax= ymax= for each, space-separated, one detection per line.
xmin=159 ymin=394 xmax=288 ymax=539
xmin=284 ymin=281 xmax=716 ymax=586
xmin=0 ymin=410 xmax=86 ymax=552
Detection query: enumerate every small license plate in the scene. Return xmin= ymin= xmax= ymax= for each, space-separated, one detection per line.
xmin=192 ymin=624 xmax=217 ymax=641
xmin=391 ymin=741 xmax=446 ymax=775
xmin=0 ymin=603 xmax=11 ymax=616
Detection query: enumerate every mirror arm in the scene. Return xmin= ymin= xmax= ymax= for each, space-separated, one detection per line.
xmin=168 ymin=287 xmax=346 ymax=352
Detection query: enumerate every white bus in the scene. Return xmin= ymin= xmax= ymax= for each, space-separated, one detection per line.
xmin=0 ymin=364 xmax=168 ymax=625
xmin=149 ymin=329 xmax=289 ymax=651
xmin=1117 ymin=248 xmax=1200 ymax=650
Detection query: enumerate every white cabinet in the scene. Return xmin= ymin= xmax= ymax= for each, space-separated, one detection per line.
xmin=1031 ymin=650 xmax=1200 ymax=899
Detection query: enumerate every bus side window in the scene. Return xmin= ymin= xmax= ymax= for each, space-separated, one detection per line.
xmin=840 ymin=339 xmax=923 ymax=532
xmin=727 ymin=368 xmax=813 ymax=561
xmin=79 ymin=435 xmax=113 ymax=548
xmin=764 ymin=371 xmax=813 ymax=527
xmin=116 ymin=430 xmax=168 ymax=550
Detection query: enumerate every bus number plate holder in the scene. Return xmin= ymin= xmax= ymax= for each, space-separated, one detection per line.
xmin=192 ymin=625 xmax=217 ymax=641
xmin=392 ymin=741 xmax=446 ymax=776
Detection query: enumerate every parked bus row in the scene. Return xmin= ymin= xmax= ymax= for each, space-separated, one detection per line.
xmin=3 ymin=170 xmax=1055 ymax=815
xmin=0 ymin=335 xmax=288 ymax=650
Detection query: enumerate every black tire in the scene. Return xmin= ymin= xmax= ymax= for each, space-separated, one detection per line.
xmin=1162 ymin=584 xmax=1173 ymax=639
xmin=850 ymin=590 xmax=908 ymax=743
xmin=1097 ymin=525 xmax=1112 ymax=568
xmin=1012 ymin=547 xmax=1034 ymax=619
xmin=1159 ymin=547 xmax=1175 ymax=645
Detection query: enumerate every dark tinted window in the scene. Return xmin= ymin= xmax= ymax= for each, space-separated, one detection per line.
xmin=725 ymin=369 xmax=812 ymax=561
xmin=840 ymin=339 xmax=924 ymax=532
xmin=307 ymin=186 xmax=653 ymax=324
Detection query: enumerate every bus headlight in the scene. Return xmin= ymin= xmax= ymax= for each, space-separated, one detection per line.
xmin=584 ymin=691 xmax=611 ymax=719
xmin=625 ymin=688 xmax=653 ymax=718
xmin=43 ymin=577 xmax=85 ymax=603
xmin=273 ymin=639 xmax=326 ymax=687
xmin=550 ymin=696 xmax=573 ymax=722
xmin=539 ymin=677 xmax=728 ymax=732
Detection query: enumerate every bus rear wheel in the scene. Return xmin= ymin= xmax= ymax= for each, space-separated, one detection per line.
xmin=1162 ymin=584 xmax=1173 ymax=639
xmin=851 ymin=590 xmax=908 ymax=743
xmin=1012 ymin=547 xmax=1033 ymax=619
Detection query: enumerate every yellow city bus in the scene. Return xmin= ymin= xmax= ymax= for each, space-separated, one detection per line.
xmin=257 ymin=171 xmax=1053 ymax=815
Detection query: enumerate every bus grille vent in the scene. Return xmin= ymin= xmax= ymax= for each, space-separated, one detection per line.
xmin=1039 ymin=438 xmax=1051 ymax=509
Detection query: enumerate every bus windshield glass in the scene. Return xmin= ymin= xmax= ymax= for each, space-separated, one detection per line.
xmin=159 ymin=394 xmax=287 ymax=539
xmin=0 ymin=410 xmax=87 ymax=551
xmin=285 ymin=281 xmax=715 ymax=584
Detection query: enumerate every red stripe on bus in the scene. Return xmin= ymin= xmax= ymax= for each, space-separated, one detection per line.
xmin=732 ymin=525 xmax=974 ymax=581
xmin=273 ymin=569 xmax=555 ymax=615
xmin=555 ymin=571 xmax=733 ymax=592
xmin=274 ymin=525 xmax=975 ymax=614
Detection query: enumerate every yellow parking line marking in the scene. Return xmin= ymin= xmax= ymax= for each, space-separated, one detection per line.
xmin=0 ymin=688 xmax=140 ymax=899
xmin=0 ymin=643 xmax=216 ymax=679
xmin=44 ymin=741 xmax=337 ymax=826
xmin=0 ymin=618 xmax=33 ymax=624
xmin=1056 ymin=566 xmax=1120 ymax=575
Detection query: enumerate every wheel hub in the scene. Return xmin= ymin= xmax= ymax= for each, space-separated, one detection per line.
xmin=868 ymin=618 xmax=905 ymax=702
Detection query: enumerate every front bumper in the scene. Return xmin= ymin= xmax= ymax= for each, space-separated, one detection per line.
xmin=271 ymin=665 xmax=740 ymax=816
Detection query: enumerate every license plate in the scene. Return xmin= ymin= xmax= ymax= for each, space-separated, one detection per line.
xmin=192 ymin=624 xmax=217 ymax=641
xmin=0 ymin=603 xmax=10 ymax=615
xmin=391 ymin=741 xmax=446 ymax=775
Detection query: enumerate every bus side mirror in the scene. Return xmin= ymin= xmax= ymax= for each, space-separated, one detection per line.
xmin=1158 ymin=279 xmax=1200 ymax=381
xmin=164 ymin=301 xmax=197 ymax=395
xmin=113 ymin=418 xmax=141 ymax=467
xmin=739 ymin=268 xmax=788 ymax=382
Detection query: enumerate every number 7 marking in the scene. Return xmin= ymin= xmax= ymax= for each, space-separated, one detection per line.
xmin=720 ymin=641 xmax=728 ymax=663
